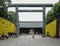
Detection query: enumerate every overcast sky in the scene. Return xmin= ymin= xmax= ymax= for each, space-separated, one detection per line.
xmin=8 ymin=0 xmax=59 ymax=21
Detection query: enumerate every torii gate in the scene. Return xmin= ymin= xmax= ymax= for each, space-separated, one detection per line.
xmin=9 ymin=4 xmax=53 ymax=36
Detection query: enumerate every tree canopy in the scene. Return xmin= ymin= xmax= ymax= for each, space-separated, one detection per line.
xmin=0 ymin=0 xmax=11 ymax=8
xmin=0 ymin=0 xmax=16 ymax=24
xmin=53 ymin=2 xmax=60 ymax=18
xmin=45 ymin=2 xmax=60 ymax=24
xmin=0 ymin=0 xmax=11 ymax=19
xmin=45 ymin=8 xmax=54 ymax=24
xmin=8 ymin=11 xmax=16 ymax=24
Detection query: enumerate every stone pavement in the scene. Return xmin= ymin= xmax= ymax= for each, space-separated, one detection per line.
xmin=0 ymin=35 xmax=60 ymax=46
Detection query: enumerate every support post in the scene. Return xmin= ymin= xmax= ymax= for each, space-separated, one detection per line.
xmin=15 ymin=6 xmax=19 ymax=37
xmin=42 ymin=6 xmax=45 ymax=36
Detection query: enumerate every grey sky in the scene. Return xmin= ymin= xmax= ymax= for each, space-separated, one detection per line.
xmin=11 ymin=0 xmax=59 ymax=4
xmin=8 ymin=0 xmax=59 ymax=21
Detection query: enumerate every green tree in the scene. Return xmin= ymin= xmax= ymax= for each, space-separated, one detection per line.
xmin=53 ymin=2 xmax=60 ymax=18
xmin=0 ymin=0 xmax=11 ymax=8
xmin=0 ymin=0 xmax=11 ymax=19
xmin=8 ymin=11 xmax=16 ymax=24
xmin=45 ymin=8 xmax=54 ymax=24
xmin=45 ymin=2 xmax=60 ymax=24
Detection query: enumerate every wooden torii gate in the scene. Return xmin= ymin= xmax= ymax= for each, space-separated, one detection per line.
xmin=9 ymin=4 xmax=53 ymax=36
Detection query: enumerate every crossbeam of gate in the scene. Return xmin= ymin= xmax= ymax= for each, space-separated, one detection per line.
xmin=9 ymin=4 xmax=53 ymax=36
xmin=18 ymin=10 xmax=43 ymax=12
xmin=10 ymin=4 xmax=53 ymax=7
